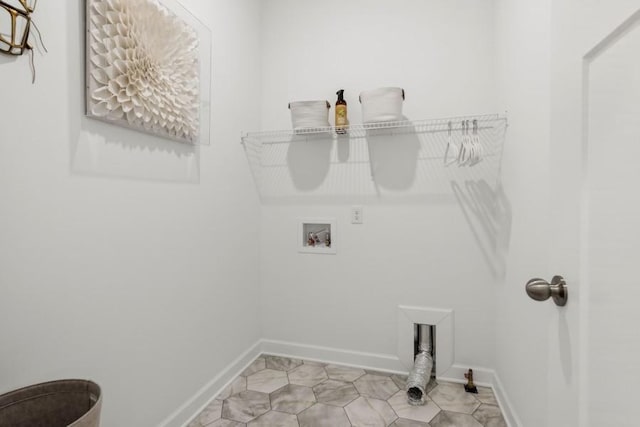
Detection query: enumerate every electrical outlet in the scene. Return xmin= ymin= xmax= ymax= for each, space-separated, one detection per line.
xmin=351 ymin=206 xmax=363 ymax=224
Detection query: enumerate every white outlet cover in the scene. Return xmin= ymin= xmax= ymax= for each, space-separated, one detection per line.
xmin=351 ymin=206 xmax=363 ymax=224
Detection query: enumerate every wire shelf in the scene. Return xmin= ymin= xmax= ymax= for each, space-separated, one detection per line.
xmin=241 ymin=114 xmax=507 ymax=145
xmin=241 ymin=113 xmax=508 ymax=203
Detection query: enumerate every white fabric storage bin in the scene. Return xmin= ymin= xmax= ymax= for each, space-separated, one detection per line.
xmin=289 ymin=100 xmax=331 ymax=131
xmin=359 ymin=87 xmax=405 ymax=123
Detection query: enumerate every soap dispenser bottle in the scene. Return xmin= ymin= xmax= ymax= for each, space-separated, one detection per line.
xmin=335 ymin=89 xmax=348 ymax=134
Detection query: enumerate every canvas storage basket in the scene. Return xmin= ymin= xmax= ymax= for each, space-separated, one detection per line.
xmin=289 ymin=100 xmax=331 ymax=131
xmin=359 ymin=87 xmax=405 ymax=123
xmin=0 ymin=380 xmax=102 ymax=427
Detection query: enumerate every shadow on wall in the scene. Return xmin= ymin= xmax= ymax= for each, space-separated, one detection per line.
xmin=287 ymin=137 xmax=332 ymax=191
xmin=451 ymin=180 xmax=512 ymax=279
xmin=279 ymin=118 xmax=423 ymax=204
xmin=70 ymin=119 xmax=201 ymax=184
xmin=286 ymin=124 xmax=420 ymax=194
xmin=0 ymin=55 xmax=17 ymax=65
xmin=366 ymin=122 xmax=420 ymax=191
xmin=65 ymin=0 xmax=200 ymax=184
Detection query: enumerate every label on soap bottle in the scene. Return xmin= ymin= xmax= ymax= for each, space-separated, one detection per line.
xmin=335 ymin=105 xmax=348 ymax=127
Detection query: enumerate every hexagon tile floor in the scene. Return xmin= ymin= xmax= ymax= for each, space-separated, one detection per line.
xmin=187 ymin=355 xmax=507 ymax=427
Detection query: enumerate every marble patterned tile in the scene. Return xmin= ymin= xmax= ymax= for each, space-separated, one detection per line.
xmin=191 ymin=359 xmax=509 ymax=427
xmin=313 ymin=379 xmax=360 ymax=407
xmin=241 ymin=358 xmax=266 ymax=377
xmin=428 ymin=382 xmax=480 ymax=414
xmin=475 ymin=386 xmax=499 ymax=406
xmin=247 ymin=369 xmax=289 ymax=394
xmin=298 ymin=403 xmax=351 ymax=427
xmin=288 ymin=364 xmax=328 ymax=387
xmin=209 ymin=420 xmax=245 ymax=427
xmin=473 ymin=404 xmax=508 ymax=427
xmin=424 ymin=379 xmax=438 ymax=395
xmin=270 ymin=384 xmax=316 ymax=414
xmin=391 ymin=374 xmax=409 ymax=390
xmin=365 ymin=369 xmax=394 ymax=377
xmin=430 ymin=411 xmax=483 ymax=427
xmin=387 ymin=390 xmax=441 ymax=423
xmin=325 ymin=364 xmax=366 ymax=382
xmin=222 ymin=391 xmax=270 ymax=423
xmin=391 ymin=376 xmax=437 ymax=394
xmin=265 ymin=355 xmax=303 ymax=372
xmin=390 ymin=418 xmax=430 ymax=427
xmin=190 ymin=399 xmax=222 ymax=426
xmin=344 ymin=396 xmax=398 ymax=427
xmin=302 ymin=359 xmax=327 ymax=367
xmin=354 ymin=374 xmax=400 ymax=400
xmin=218 ymin=377 xmax=247 ymax=400
xmin=247 ymin=411 xmax=298 ymax=427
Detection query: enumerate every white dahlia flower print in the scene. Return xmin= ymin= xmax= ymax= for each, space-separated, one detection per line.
xmin=88 ymin=0 xmax=200 ymax=143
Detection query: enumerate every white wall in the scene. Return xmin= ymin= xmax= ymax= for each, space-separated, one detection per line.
xmin=0 ymin=1 xmax=262 ymax=426
xmin=258 ymin=0 xmax=502 ymax=373
xmin=492 ymin=2 xmax=552 ymax=426
xmin=8 ymin=2 xmax=635 ymax=425
xmin=260 ymin=0 xmax=497 ymax=129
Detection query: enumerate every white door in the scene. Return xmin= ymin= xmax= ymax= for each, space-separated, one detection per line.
xmin=548 ymin=6 xmax=640 ymax=427
xmin=582 ymin=12 xmax=640 ymax=426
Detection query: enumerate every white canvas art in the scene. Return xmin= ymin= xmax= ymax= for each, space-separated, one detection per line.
xmin=86 ymin=0 xmax=202 ymax=144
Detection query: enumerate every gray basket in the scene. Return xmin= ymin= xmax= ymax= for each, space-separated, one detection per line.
xmin=0 ymin=380 xmax=102 ymax=427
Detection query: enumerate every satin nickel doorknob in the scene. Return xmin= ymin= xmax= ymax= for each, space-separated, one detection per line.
xmin=525 ymin=275 xmax=568 ymax=307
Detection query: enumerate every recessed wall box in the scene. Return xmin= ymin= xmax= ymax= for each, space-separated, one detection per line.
xmin=298 ymin=218 xmax=336 ymax=254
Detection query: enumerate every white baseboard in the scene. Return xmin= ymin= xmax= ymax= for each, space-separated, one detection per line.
xmin=159 ymin=339 xmax=520 ymax=427
xmin=491 ymin=371 xmax=522 ymax=427
xmin=260 ymin=339 xmax=407 ymax=374
xmin=157 ymin=341 xmax=263 ymax=427
xmin=437 ymin=364 xmax=494 ymax=388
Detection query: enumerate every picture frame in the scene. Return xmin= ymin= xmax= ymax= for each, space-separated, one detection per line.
xmin=85 ymin=0 xmax=211 ymax=145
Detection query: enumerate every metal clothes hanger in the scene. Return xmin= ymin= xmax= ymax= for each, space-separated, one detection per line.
xmin=444 ymin=121 xmax=459 ymax=166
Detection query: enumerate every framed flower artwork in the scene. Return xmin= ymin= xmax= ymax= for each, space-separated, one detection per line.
xmin=85 ymin=0 xmax=211 ymax=144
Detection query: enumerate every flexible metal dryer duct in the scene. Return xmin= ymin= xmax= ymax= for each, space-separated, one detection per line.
xmin=406 ymin=324 xmax=433 ymax=406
